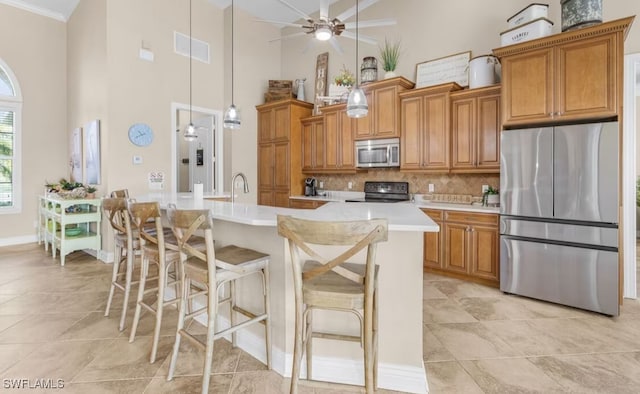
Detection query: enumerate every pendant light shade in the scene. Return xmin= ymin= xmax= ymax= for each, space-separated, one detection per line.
xmin=346 ymin=0 xmax=368 ymax=118
xmin=224 ymin=0 xmax=241 ymax=129
xmin=184 ymin=123 xmax=197 ymax=141
xmin=223 ymin=104 xmax=240 ymax=129
xmin=346 ymin=87 xmax=368 ymax=118
xmin=184 ymin=0 xmax=197 ymax=141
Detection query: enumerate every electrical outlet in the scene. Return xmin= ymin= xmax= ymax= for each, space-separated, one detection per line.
xmin=428 ymin=184 xmax=435 ymax=193
xmin=132 ymin=155 xmax=143 ymax=165
xmin=348 ymin=182 xmax=353 ymax=190
xmin=482 ymin=184 xmax=489 ymax=193
xmin=319 ymin=181 xmax=324 ymax=189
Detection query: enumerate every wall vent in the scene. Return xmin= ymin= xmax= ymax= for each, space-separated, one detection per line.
xmin=174 ymin=31 xmax=210 ymax=64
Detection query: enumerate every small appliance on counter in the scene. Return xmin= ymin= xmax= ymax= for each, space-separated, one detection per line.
xmin=304 ymin=177 xmax=318 ymax=196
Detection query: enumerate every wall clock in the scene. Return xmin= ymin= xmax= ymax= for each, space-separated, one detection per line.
xmin=128 ymin=123 xmax=154 ymax=147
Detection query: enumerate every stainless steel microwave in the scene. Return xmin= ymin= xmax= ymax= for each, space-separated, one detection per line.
xmin=355 ymin=138 xmax=400 ymax=168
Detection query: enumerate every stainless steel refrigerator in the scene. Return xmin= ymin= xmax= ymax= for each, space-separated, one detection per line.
xmin=500 ymin=122 xmax=620 ymax=316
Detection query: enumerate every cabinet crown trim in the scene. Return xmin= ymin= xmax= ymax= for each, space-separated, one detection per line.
xmin=256 ymin=98 xmax=314 ymax=111
xmin=399 ymin=82 xmax=463 ymax=98
xmin=492 ymin=16 xmax=634 ymax=58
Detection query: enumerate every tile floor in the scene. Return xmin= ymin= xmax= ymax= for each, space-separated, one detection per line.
xmin=0 ymin=243 xmax=639 ymax=393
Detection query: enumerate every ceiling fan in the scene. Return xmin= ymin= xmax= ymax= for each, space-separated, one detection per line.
xmin=257 ymin=0 xmax=395 ymax=53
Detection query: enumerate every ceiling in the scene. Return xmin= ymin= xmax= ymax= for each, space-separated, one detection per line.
xmin=0 ymin=0 xmax=335 ymax=23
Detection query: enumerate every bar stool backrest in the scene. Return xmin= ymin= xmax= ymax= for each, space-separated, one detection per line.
xmin=128 ymin=201 xmax=176 ymax=251
xmin=111 ymin=189 xmax=129 ymax=198
xmin=277 ymin=215 xmax=388 ymax=285
xmin=102 ymin=197 xmax=131 ymax=240
xmin=166 ymin=207 xmax=217 ymax=281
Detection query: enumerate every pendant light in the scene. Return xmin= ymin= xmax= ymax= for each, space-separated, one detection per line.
xmin=346 ymin=0 xmax=368 ymax=118
xmin=184 ymin=0 xmax=197 ymax=141
xmin=223 ymin=0 xmax=241 ymax=129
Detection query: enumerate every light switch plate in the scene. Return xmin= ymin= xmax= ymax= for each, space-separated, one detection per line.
xmin=428 ymin=184 xmax=435 ymax=193
xmin=482 ymin=184 xmax=489 ymax=193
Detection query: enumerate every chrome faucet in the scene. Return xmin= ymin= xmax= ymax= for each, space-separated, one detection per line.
xmin=231 ymin=172 xmax=249 ymax=203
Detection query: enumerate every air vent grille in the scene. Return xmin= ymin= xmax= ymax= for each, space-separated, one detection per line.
xmin=174 ymin=31 xmax=210 ymax=64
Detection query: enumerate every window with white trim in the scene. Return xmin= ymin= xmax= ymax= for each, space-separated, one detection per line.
xmin=0 ymin=60 xmax=22 ymax=213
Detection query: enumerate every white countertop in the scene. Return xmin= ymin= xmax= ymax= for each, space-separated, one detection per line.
xmin=290 ymin=192 xmax=500 ymax=214
xmin=136 ymin=193 xmax=438 ymax=232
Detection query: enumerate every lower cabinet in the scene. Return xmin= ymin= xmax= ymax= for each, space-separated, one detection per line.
xmin=288 ymin=199 xmax=328 ymax=209
xmin=422 ymin=209 xmax=499 ymax=287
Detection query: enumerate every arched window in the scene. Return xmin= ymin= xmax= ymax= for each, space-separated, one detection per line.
xmin=0 ymin=59 xmax=22 ymax=213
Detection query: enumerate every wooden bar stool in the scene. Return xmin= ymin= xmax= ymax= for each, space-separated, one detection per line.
xmin=277 ymin=215 xmax=388 ymax=394
xmin=127 ymin=201 xmax=182 ymax=363
xmin=166 ymin=208 xmax=272 ymax=394
xmin=102 ymin=197 xmax=140 ymax=331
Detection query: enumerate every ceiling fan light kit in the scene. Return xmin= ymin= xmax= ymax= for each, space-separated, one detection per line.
xmin=224 ymin=0 xmax=241 ymax=129
xmin=346 ymin=0 xmax=368 ymax=119
xmin=260 ymin=0 xmax=395 ymax=52
xmin=314 ymin=24 xmax=332 ymax=40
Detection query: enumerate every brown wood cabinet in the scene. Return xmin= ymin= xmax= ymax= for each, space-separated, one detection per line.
xmin=422 ymin=208 xmax=499 ymax=287
xmin=399 ymin=83 xmax=462 ymax=172
xmin=288 ymin=199 xmax=328 ymax=209
xmin=494 ymin=17 xmax=633 ymax=128
xmin=301 ymin=116 xmax=324 ymax=172
xmin=450 ymin=86 xmax=501 ymax=173
xmin=301 ymin=104 xmax=356 ymax=174
xmin=257 ymin=99 xmax=313 ymax=207
xmin=354 ymin=77 xmax=414 ymax=140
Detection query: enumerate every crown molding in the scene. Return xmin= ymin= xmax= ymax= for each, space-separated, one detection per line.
xmin=0 ymin=0 xmax=67 ymax=22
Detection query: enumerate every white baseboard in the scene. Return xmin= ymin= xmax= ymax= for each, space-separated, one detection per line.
xmin=164 ymin=287 xmax=428 ymax=394
xmin=83 ymin=248 xmax=113 ymax=263
xmin=0 ymin=234 xmax=38 ymax=247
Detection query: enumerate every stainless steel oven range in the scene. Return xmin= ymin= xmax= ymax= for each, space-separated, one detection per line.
xmin=345 ymin=181 xmax=410 ymax=203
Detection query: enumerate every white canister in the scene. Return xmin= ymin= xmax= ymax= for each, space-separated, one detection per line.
xmin=468 ymin=55 xmax=500 ymax=89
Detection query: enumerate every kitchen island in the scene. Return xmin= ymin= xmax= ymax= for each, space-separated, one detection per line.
xmin=136 ymin=193 xmax=438 ymax=393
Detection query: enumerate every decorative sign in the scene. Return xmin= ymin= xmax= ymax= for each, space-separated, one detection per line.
xmin=415 ymin=51 xmax=471 ymax=88
xmin=314 ymin=52 xmax=329 ymax=103
xmin=148 ymin=171 xmax=164 ymax=190
xmin=84 ymin=119 xmax=101 ymax=185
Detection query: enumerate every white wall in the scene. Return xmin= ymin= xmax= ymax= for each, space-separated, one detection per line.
xmin=0 ymin=4 xmax=67 ymax=241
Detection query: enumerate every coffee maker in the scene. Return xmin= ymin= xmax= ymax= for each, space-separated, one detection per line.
xmin=304 ymin=177 xmax=317 ymax=196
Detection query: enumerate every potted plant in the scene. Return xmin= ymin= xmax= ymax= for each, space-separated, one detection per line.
xmin=334 ymin=64 xmax=355 ymax=87
xmin=379 ymin=38 xmax=401 ymax=79
xmin=484 ymin=186 xmax=499 ymax=206
xmin=86 ymin=186 xmax=97 ymax=199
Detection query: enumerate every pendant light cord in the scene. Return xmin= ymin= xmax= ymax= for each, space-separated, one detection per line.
xmin=231 ymin=0 xmax=235 ymax=105
xmin=189 ymin=0 xmax=193 ymax=124
xmin=355 ymin=0 xmax=359 ymax=86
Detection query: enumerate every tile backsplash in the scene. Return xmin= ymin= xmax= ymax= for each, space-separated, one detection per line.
xmin=310 ymin=170 xmax=500 ymax=197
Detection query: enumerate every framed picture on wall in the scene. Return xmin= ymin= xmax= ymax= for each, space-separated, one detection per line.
xmin=69 ymin=127 xmax=83 ymax=183
xmin=84 ymin=119 xmax=101 ymax=185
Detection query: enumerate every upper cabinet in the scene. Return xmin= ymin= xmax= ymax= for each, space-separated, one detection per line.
xmin=355 ymin=77 xmax=415 ymax=140
xmin=256 ymin=99 xmax=313 ymax=207
xmin=399 ymin=83 xmax=462 ymax=172
xmin=494 ymin=16 xmax=634 ymax=128
xmin=450 ymin=86 xmax=501 ymax=173
xmin=302 ymin=104 xmax=356 ymax=174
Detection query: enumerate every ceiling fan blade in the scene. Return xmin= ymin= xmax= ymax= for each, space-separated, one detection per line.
xmin=319 ymin=0 xmax=330 ymax=20
xmin=335 ymin=0 xmax=380 ymax=22
xmin=340 ymin=30 xmax=378 ymax=46
xmin=254 ymin=19 xmax=307 ymax=28
xmin=329 ymin=37 xmax=344 ymax=54
xmin=344 ymin=18 xmax=396 ymax=29
xmin=268 ymin=31 xmax=308 ymax=42
xmin=278 ymin=0 xmax=313 ymax=22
